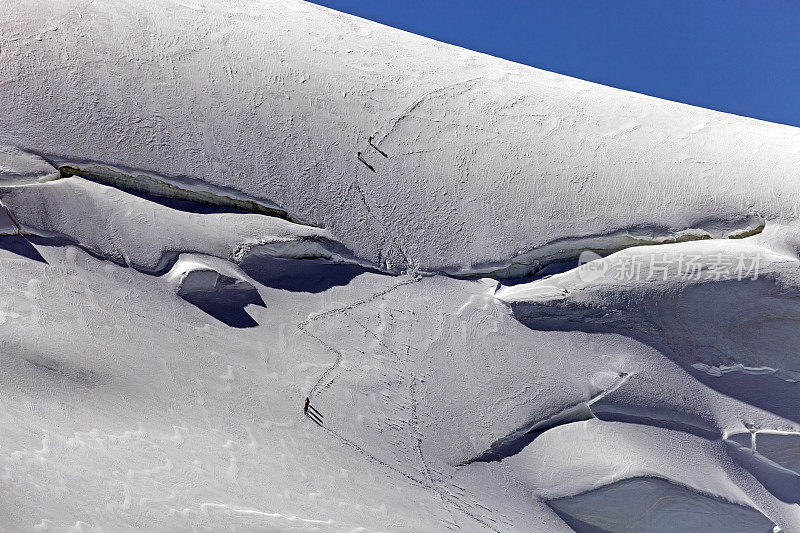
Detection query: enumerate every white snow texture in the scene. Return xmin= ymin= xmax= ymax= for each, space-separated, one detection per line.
xmin=1 ymin=0 xmax=799 ymax=531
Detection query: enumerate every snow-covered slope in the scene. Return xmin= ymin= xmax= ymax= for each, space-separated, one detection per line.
xmin=1 ymin=0 xmax=800 ymax=531
xmin=3 ymin=0 xmax=799 ymax=275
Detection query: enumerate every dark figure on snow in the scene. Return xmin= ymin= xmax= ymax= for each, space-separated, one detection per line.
xmin=303 ymin=396 xmax=310 ymax=415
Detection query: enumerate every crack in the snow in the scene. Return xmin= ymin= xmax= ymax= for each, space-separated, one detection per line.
xmin=459 ymin=373 xmax=631 ymax=465
xmin=452 ymin=219 xmax=767 ymax=280
xmin=55 ymin=164 xmax=310 ymax=225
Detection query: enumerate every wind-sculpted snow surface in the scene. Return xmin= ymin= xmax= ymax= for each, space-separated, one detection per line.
xmin=497 ymin=234 xmax=800 ymax=390
xmin=3 ymin=0 xmax=800 ymax=273
xmin=2 ymin=0 xmax=800 ymax=531
xmin=548 ymin=477 xmax=775 ymax=532
xmin=0 ymin=177 xmax=361 ymax=273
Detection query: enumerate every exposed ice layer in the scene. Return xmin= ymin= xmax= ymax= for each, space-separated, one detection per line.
xmin=450 ymin=217 xmax=766 ymax=278
xmin=2 ymin=0 xmax=800 ymax=273
xmin=0 ymin=178 xmax=364 ymax=273
xmin=231 ymin=237 xmax=377 ymax=269
xmin=693 ymin=362 xmax=786 ymax=379
xmin=548 ymin=477 xmax=775 ymax=533
xmin=57 ymin=164 xmax=305 ymax=224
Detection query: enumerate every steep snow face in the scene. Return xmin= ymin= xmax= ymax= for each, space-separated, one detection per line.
xmin=2 ymin=0 xmax=799 ymax=274
xmin=497 ymin=237 xmax=800 ymax=382
xmin=548 ymin=476 xmax=775 ymax=533
xmin=2 ymin=0 xmax=800 ymax=531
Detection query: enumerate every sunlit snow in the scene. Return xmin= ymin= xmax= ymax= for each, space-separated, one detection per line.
xmin=1 ymin=0 xmax=799 ymax=531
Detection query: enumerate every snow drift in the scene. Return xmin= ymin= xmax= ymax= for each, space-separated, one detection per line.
xmin=1 ymin=0 xmax=800 ymax=531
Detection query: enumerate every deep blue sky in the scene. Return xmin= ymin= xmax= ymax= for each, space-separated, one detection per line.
xmin=309 ymin=1 xmax=800 ymax=127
